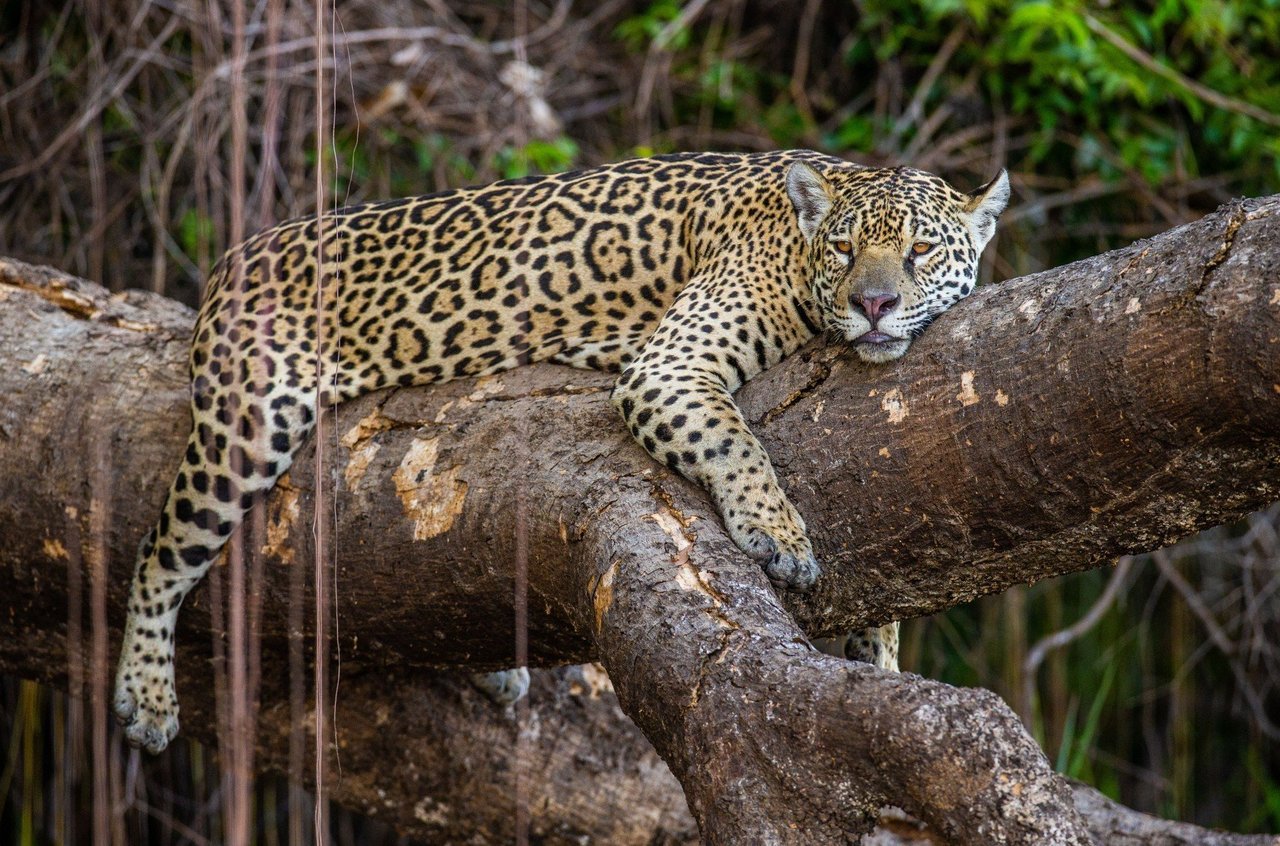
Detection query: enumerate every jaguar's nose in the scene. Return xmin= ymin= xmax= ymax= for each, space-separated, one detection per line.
xmin=851 ymin=291 xmax=901 ymax=326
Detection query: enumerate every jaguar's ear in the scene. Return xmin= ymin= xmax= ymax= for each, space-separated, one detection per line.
xmin=963 ymin=169 xmax=1010 ymax=247
xmin=786 ymin=162 xmax=833 ymax=243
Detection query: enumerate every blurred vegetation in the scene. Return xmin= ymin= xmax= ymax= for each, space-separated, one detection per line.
xmin=1 ymin=0 xmax=1278 ymax=841
xmin=5 ymin=0 xmax=1279 ymax=298
xmin=905 ymin=506 xmax=1280 ymax=831
xmin=0 ymin=676 xmax=411 ymax=845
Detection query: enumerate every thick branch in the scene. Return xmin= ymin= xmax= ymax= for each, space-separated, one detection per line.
xmin=1 ymin=195 xmax=1277 ymax=841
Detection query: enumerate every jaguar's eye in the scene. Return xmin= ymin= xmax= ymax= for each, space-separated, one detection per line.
xmin=832 ymin=240 xmax=853 ymax=255
xmin=911 ymin=241 xmax=934 ymax=256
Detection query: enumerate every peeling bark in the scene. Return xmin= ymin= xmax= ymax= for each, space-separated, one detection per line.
xmin=1 ymin=195 xmax=1278 ymax=842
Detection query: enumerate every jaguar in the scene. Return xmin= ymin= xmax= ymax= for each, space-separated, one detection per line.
xmin=114 ymin=150 xmax=1009 ymax=753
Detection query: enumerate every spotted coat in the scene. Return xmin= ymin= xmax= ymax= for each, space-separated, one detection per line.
xmin=113 ymin=150 xmax=1009 ymax=753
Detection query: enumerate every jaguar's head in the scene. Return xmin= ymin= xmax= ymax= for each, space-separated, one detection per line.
xmin=787 ymin=161 xmax=1009 ymax=363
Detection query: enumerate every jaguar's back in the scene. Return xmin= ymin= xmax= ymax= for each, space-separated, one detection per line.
xmin=194 ymin=151 xmax=822 ymax=400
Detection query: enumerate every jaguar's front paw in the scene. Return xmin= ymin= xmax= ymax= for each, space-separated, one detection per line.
xmin=114 ymin=657 xmax=180 ymax=754
xmin=731 ymin=522 xmax=821 ymax=591
xmin=764 ymin=544 xmax=820 ymax=592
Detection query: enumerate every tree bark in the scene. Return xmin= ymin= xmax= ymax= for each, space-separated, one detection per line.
xmin=1 ymin=195 xmax=1277 ymax=842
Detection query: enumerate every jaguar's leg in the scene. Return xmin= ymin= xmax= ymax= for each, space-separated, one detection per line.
xmin=610 ymin=271 xmax=820 ymax=591
xmin=813 ymin=623 xmax=901 ymax=672
xmin=113 ymin=370 xmax=317 ymax=753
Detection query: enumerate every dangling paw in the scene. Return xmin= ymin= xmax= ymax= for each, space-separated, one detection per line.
xmin=113 ymin=652 xmax=180 ymax=754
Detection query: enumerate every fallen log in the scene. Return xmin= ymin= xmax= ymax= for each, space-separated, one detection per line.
xmin=0 ymin=195 xmax=1276 ymax=841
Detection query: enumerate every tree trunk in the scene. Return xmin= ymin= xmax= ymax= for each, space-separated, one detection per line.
xmin=1 ymin=195 xmax=1276 ymax=842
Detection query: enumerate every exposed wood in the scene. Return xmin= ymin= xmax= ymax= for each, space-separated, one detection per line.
xmin=0 ymin=195 xmax=1277 ymax=842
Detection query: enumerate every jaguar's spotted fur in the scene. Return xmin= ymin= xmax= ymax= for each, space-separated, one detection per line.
xmin=114 ymin=150 xmax=1009 ymax=753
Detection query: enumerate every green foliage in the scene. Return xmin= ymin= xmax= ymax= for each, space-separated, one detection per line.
xmin=407 ymin=132 xmax=478 ymax=187
xmin=614 ymin=0 xmax=693 ymax=52
xmin=1054 ymin=662 xmax=1115 ymax=782
xmin=852 ymin=0 xmax=1276 ymax=177
xmin=177 ymin=208 xmax=214 ymax=261
xmin=614 ymin=0 xmax=1279 ymax=250
xmin=1243 ymin=748 xmax=1280 ymax=831
xmin=495 ymin=137 xmax=581 ymax=179
xmin=306 ymin=130 xmax=579 ymax=202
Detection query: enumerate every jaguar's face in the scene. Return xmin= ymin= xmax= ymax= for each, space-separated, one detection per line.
xmin=787 ymin=162 xmax=1010 ymax=363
